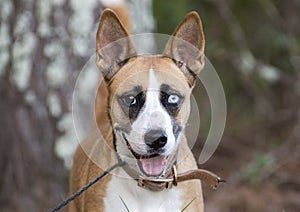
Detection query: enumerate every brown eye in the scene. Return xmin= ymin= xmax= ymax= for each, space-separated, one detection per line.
xmin=118 ymin=87 xmax=145 ymax=121
xmin=122 ymin=95 xmax=137 ymax=107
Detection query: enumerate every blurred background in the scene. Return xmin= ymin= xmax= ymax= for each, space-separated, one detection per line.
xmin=0 ymin=0 xmax=299 ymax=211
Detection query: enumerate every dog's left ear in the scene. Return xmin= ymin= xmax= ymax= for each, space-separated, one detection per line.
xmin=96 ymin=9 xmax=137 ymax=81
xmin=164 ymin=12 xmax=205 ymax=85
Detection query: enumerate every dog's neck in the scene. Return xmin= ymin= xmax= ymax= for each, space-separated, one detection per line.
xmin=104 ymin=167 xmax=182 ymax=212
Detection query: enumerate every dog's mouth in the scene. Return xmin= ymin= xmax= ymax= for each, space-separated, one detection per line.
xmin=123 ymin=135 xmax=166 ymax=177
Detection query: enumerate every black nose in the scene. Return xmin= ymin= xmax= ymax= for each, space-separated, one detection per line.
xmin=144 ymin=129 xmax=167 ymax=150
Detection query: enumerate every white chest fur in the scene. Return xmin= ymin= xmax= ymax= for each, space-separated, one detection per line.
xmin=104 ymin=170 xmax=182 ymax=212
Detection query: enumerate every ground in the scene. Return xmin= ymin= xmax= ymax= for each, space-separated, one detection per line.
xmin=192 ymin=131 xmax=300 ymax=212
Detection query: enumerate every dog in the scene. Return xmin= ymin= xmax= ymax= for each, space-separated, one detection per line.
xmin=68 ymin=8 xmax=209 ymax=212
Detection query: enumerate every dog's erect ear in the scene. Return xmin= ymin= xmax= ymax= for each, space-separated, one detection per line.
xmin=164 ymin=12 xmax=205 ymax=84
xmin=96 ymin=9 xmax=136 ymax=81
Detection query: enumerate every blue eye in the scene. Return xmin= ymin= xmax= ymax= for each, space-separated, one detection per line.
xmin=168 ymin=94 xmax=180 ymax=104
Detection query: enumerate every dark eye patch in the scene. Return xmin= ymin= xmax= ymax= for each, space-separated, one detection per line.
xmin=160 ymin=84 xmax=184 ymax=117
xmin=128 ymin=92 xmax=145 ymax=120
xmin=118 ymin=86 xmax=145 ymax=121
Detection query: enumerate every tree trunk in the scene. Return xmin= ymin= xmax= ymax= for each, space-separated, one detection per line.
xmin=0 ymin=0 xmax=101 ymax=210
xmin=0 ymin=0 xmax=154 ymax=211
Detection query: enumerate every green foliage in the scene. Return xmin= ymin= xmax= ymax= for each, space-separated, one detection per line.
xmin=153 ymin=0 xmax=188 ymax=34
xmin=243 ymin=153 xmax=274 ymax=184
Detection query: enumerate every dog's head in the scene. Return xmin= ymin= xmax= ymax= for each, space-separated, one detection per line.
xmin=96 ymin=9 xmax=205 ymax=177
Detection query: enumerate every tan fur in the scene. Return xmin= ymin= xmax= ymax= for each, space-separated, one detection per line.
xmin=100 ymin=0 xmax=131 ymax=33
xmin=68 ymin=9 xmax=206 ymax=212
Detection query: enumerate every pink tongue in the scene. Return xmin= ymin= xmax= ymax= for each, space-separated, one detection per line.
xmin=140 ymin=156 xmax=166 ymax=176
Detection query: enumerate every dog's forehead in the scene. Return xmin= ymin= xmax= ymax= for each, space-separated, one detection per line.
xmin=109 ymin=55 xmax=190 ymax=94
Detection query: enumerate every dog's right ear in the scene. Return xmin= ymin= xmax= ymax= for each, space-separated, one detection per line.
xmin=96 ymin=9 xmax=136 ymax=81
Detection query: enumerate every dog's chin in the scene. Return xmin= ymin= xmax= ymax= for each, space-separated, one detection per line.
xmin=123 ymin=136 xmax=167 ymax=177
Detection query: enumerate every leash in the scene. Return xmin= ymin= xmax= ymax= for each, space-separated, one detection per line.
xmin=50 ymin=161 xmax=125 ymax=212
